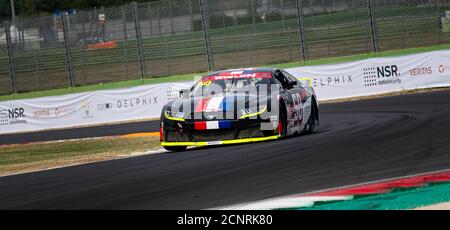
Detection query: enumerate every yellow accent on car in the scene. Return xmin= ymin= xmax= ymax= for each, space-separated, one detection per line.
xmin=160 ymin=135 xmax=279 ymax=147
xmin=161 ymin=141 xmax=209 ymax=147
xmin=164 ymin=111 xmax=185 ymax=122
xmin=239 ymin=106 xmax=267 ymax=119
xmin=298 ymin=77 xmax=314 ymax=87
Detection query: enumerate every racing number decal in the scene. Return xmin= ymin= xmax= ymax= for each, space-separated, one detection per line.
xmin=291 ymin=93 xmax=303 ymax=126
xmin=300 ymin=89 xmax=309 ymax=103
xmin=200 ymin=80 xmax=212 ymax=87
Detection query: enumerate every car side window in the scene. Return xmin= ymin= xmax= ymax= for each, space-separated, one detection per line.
xmin=282 ymin=70 xmax=300 ymax=87
xmin=274 ymin=71 xmax=290 ymax=90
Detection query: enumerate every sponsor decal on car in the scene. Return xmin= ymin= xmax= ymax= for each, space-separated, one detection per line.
xmin=194 ymin=120 xmax=232 ymax=130
xmin=202 ymin=72 xmax=272 ymax=81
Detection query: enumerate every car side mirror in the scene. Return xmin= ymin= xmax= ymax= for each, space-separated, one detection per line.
xmin=289 ymin=81 xmax=297 ymax=87
xmin=179 ymin=89 xmax=190 ymax=98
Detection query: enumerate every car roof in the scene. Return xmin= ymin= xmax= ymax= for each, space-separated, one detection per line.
xmin=206 ymin=67 xmax=278 ymax=76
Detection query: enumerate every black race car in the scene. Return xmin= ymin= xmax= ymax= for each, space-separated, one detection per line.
xmin=160 ymin=67 xmax=319 ymax=151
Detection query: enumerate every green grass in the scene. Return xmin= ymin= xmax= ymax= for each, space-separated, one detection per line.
xmin=1 ymin=43 xmax=450 ymax=102
xmin=0 ymin=136 xmax=160 ymax=176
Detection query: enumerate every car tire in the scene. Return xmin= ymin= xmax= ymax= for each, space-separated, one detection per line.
xmin=303 ymin=101 xmax=317 ymax=134
xmin=164 ymin=146 xmax=187 ymax=152
xmin=278 ymin=100 xmax=288 ymax=138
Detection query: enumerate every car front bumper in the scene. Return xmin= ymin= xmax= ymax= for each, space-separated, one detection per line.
xmin=161 ymin=115 xmax=279 ymax=146
xmin=161 ymin=135 xmax=279 ymax=147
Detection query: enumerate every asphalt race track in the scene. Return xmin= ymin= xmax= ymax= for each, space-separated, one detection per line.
xmin=1 ymin=90 xmax=450 ymax=209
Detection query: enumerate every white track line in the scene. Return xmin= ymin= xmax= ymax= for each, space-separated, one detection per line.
xmin=218 ymin=196 xmax=353 ymax=210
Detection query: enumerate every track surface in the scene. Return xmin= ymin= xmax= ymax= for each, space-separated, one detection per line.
xmin=1 ymin=90 xmax=450 ymax=209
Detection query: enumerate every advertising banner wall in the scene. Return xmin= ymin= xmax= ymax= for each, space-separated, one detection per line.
xmin=1 ymin=50 xmax=450 ymax=134
xmin=0 ymin=82 xmax=192 ymax=134
xmin=286 ymin=50 xmax=450 ymax=100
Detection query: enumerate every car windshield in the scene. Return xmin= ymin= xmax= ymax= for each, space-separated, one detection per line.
xmin=190 ymin=71 xmax=273 ymax=97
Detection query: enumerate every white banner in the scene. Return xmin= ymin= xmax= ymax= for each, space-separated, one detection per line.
xmin=286 ymin=49 xmax=450 ymax=100
xmin=1 ymin=49 xmax=450 ymax=134
xmin=0 ymin=82 xmax=192 ymax=134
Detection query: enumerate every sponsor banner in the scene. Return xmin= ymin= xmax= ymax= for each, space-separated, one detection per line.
xmin=286 ymin=49 xmax=450 ymax=100
xmin=0 ymin=82 xmax=191 ymax=134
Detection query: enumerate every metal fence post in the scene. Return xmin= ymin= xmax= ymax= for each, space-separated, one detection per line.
xmin=101 ymin=7 xmax=106 ymax=42
xmin=169 ymin=0 xmax=174 ymax=35
xmin=368 ymin=0 xmax=379 ymax=53
xmin=247 ymin=29 xmax=253 ymax=66
xmin=281 ymin=0 xmax=285 ymax=30
xmin=189 ymin=0 xmax=194 ymax=32
xmin=147 ymin=2 xmax=153 ymax=36
xmin=5 ymin=22 xmax=17 ymax=94
xmin=61 ymin=13 xmax=75 ymax=88
xmin=295 ymin=0 xmax=307 ymax=62
xmin=251 ymin=0 xmax=256 ymax=24
xmin=288 ymin=27 xmax=292 ymax=62
xmin=34 ymin=49 xmax=41 ymax=88
xmin=122 ymin=5 xmax=130 ymax=79
xmin=199 ymin=0 xmax=214 ymax=70
xmin=79 ymin=45 xmax=86 ymax=84
xmin=81 ymin=11 xmax=87 ymax=46
xmin=157 ymin=5 xmax=162 ymax=36
xmin=20 ymin=18 xmax=25 ymax=50
xmin=78 ymin=11 xmax=86 ymax=84
xmin=132 ymin=1 xmax=146 ymax=79
xmin=327 ymin=24 xmax=331 ymax=57
xmin=165 ymin=37 xmax=170 ymax=75
xmin=351 ymin=0 xmax=356 ymax=22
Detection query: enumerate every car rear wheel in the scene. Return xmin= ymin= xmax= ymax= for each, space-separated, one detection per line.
xmin=278 ymin=101 xmax=288 ymax=138
xmin=164 ymin=146 xmax=187 ymax=152
xmin=303 ymin=101 xmax=317 ymax=134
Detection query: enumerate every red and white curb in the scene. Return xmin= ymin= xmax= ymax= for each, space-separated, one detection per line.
xmin=217 ymin=169 xmax=450 ymax=210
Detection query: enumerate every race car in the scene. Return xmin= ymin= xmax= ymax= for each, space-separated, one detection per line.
xmin=160 ymin=67 xmax=319 ymax=151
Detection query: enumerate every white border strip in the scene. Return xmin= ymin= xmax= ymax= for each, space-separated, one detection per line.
xmin=214 ymin=168 xmax=450 ymax=210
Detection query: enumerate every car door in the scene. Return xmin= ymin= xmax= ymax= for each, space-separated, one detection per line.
xmin=282 ymin=70 xmax=311 ymax=126
xmin=274 ymin=70 xmax=303 ymax=133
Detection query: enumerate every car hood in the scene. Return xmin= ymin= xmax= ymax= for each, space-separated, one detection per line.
xmin=164 ymin=92 xmax=272 ymax=118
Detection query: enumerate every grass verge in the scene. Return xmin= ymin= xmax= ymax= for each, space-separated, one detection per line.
xmin=1 ymin=44 xmax=450 ymax=102
xmin=0 ymin=136 xmax=161 ymax=176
